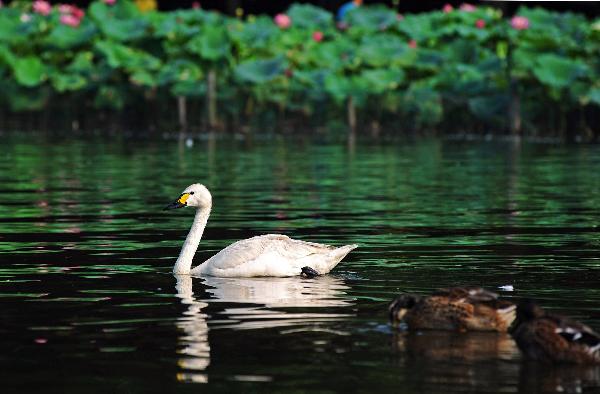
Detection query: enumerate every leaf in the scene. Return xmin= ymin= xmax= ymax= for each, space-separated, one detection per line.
xmin=95 ymin=41 xmax=161 ymax=71
xmin=50 ymin=72 xmax=87 ymax=92
xmin=157 ymin=59 xmax=203 ymax=85
xmin=13 ymin=57 xmax=46 ymax=87
xmin=229 ymin=16 xmax=277 ymax=50
xmin=44 ymin=23 xmax=97 ymax=49
xmin=186 ymin=26 xmax=231 ymax=62
xmin=235 ymin=57 xmax=286 ymax=84
xmin=533 ymin=54 xmax=587 ymax=89
xmin=286 ymin=4 xmax=333 ymax=30
xmin=359 ymin=69 xmax=404 ymax=94
xmin=586 ymin=88 xmax=600 ymax=106
xmin=324 ymin=73 xmax=368 ymax=104
xmin=89 ymin=1 xmax=149 ymax=42
xmin=346 ymin=5 xmax=397 ymax=31
xmin=357 ymin=34 xmax=415 ymax=67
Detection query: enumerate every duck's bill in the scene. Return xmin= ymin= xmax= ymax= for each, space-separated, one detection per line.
xmin=164 ymin=200 xmax=186 ymax=210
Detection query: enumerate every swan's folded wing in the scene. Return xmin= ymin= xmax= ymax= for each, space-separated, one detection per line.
xmin=202 ymin=234 xmax=336 ymax=271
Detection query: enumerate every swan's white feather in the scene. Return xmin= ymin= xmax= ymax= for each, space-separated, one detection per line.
xmin=170 ymin=184 xmax=357 ymax=277
xmin=192 ymin=234 xmax=357 ymax=277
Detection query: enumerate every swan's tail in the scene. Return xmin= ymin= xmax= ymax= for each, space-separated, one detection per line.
xmin=317 ymin=244 xmax=358 ymax=274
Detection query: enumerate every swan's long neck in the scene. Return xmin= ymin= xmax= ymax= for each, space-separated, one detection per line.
xmin=173 ymin=206 xmax=211 ymax=274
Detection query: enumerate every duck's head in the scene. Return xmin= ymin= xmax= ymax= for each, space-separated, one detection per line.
xmin=164 ymin=183 xmax=212 ymax=210
xmin=515 ymin=298 xmax=545 ymax=322
xmin=389 ymin=294 xmax=421 ymax=324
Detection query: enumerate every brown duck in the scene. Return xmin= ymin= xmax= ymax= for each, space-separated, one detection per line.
xmin=388 ymin=287 xmax=516 ymax=332
xmin=510 ymin=299 xmax=600 ymax=364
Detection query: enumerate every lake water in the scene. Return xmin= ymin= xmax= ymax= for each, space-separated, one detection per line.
xmin=1 ymin=135 xmax=599 ymax=393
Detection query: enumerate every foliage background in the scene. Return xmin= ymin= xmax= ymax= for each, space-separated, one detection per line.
xmin=0 ymin=0 xmax=599 ymax=138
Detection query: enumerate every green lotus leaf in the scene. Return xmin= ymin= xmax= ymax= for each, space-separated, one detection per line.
xmin=357 ymin=34 xmax=415 ymax=67
xmin=95 ymin=40 xmax=161 ymax=71
xmin=171 ymin=80 xmax=206 ymax=97
xmin=287 ymin=4 xmax=333 ymax=30
xmin=533 ymin=54 xmax=588 ymax=89
xmin=229 ymin=16 xmax=277 ymax=50
xmin=186 ymin=26 xmax=231 ymax=61
xmin=44 ymin=22 xmax=97 ymax=49
xmin=359 ymin=68 xmax=405 ymax=94
xmin=13 ymin=57 xmax=46 ymax=87
xmin=235 ymin=57 xmax=286 ymax=84
xmin=50 ymin=73 xmax=87 ymax=92
xmin=346 ymin=5 xmax=397 ymax=31
xmin=157 ymin=59 xmax=203 ymax=85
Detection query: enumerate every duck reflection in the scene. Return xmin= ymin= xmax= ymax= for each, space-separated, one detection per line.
xmin=391 ymin=331 xmax=521 ymax=391
xmin=174 ymin=275 xmax=353 ymax=383
xmin=392 ymin=331 xmax=519 ymax=362
xmin=518 ymin=362 xmax=600 ymax=394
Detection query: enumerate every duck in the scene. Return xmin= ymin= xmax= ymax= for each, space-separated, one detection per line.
xmin=164 ymin=183 xmax=358 ymax=277
xmin=388 ymin=287 xmax=516 ymax=332
xmin=510 ymin=299 xmax=600 ymax=364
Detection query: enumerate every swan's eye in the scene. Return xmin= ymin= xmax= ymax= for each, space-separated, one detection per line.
xmin=189 ymin=192 xmax=195 ymax=195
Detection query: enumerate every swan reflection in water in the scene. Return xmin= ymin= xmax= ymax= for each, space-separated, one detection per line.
xmin=174 ymin=275 xmax=353 ymax=383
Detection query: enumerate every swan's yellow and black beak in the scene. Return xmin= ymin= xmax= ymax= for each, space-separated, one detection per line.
xmin=164 ymin=193 xmax=190 ymax=210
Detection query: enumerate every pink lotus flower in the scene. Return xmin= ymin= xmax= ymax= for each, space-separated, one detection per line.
xmin=460 ymin=3 xmax=476 ymax=12
xmin=103 ymin=0 xmax=116 ymax=5
xmin=34 ymin=338 xmax=48 ymax=344
xmin=60 ymin=14 xmax=80 ymax=27
xmin=72 ymin=7 xmax=84 ymax=19
xmin=58 ymin=4 xmax=75 ymax=13
xmin=192 ymin=1 xmax=200 ymax=9
xmin=20 ymin=13 xmax=31 ymax=23
xmin=408 ymin=39 xmax=417 ymax=49
xmin=511 ymin=15 xmax=529 ymax=30
xmin=397 ymin=13 xmax=404 ymax=21
xmin=442 ymin=4 xmax=453 ymax=13
xmin=58 ymin=4 xmax=84 ymax=18
xmin=475 ymin=19 xmax=485 ymax=29
xmin=274 ymin=13 xmax=291 ymax=29
xmin=33 ymin=0 xmax=51 ymax=16
xmin=312 ymin=31 xmax=323 ymax=42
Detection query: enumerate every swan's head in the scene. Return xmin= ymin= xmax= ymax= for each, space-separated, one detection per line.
xmin=164 ymin=183 xmax=212 ymax=210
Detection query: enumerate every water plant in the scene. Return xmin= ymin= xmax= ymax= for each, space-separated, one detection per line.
xmin=0 ymin=0 xmax=598 ymax=138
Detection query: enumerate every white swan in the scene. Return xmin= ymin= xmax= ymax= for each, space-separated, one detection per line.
xmin=165 ymin=183 xmax=358 ymax=277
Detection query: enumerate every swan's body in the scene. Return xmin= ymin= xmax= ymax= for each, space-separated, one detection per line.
xmin=166 ymin=184 xmax=357 ymax=277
